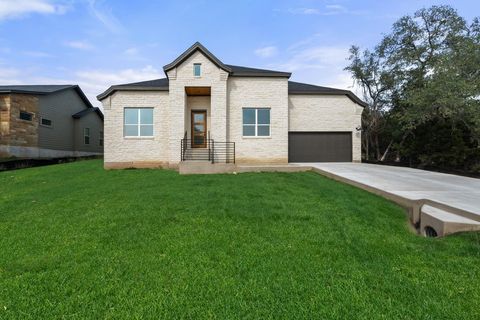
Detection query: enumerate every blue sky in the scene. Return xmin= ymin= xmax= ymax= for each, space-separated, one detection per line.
xmin=0 ymin=0 xmax=478 ymax=107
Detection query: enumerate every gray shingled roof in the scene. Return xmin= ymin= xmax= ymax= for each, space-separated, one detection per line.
xmin=0 ymin=85 xmax=76 ymax=94
xmin=72 ymin=107 xmax=104 ymax=120
xmin=163 ymin=42 xmax=232 ymax=73
xmin=96 ymin=78 xmax=169 ymax=100
xmin=96 ymin=65 xmax=292 ymax=100
xmin=226 ymin=65 xmax=291 ymax=77
xmin=288 ymin=81 xmax=367 ymax=107
xmin=97 ymin=78 xmax=366 ymax=107
xmin=0 ymin=84 xmax=95 ymax=108
xmin=162 ymin=42 xmax=291 ymax=77
xmin=96 ymin=42 xmax=365 ymax=106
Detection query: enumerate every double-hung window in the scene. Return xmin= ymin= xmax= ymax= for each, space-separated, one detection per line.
xmin=84 ymin=128 xmax=90 ymax=145
xmin=124 ymin=108 xmax=154 ymax=137
xmin=242 ymin=108 xmax=270 ymax=137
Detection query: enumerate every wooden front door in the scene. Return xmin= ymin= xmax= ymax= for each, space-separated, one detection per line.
xmin=191 ymin=110 xmax=207 ymax=148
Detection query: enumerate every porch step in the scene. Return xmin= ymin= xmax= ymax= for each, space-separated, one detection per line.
xmin=179 ymin=161 xmax=235 ymax=174
xmin=420 ymin=204 xmax=480 ymax=237
xmin=183 ymin=148 xmax=211 ymax=161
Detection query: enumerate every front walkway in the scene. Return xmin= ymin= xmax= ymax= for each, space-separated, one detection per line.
xmin=302 ymin=163 xmax=480 ymax=222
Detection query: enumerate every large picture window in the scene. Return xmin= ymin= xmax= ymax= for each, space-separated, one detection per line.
xmin=124 ymin=108 xmax=153 ymax=137
xmin=242 ymin=108 xmax=270 ymax=137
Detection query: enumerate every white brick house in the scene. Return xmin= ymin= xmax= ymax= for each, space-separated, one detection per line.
xmin=97 ymin=42 xmax=365 ymax=169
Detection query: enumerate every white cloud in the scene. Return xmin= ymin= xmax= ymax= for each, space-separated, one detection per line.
xmin=288 ymin=8 xmax=320 ymax=15
xmin=325 ymin=4 xmax=346 ymax=11
xmin=282 ymin=4 xmax=367 ymax=16
xmin=0 ymin=0 xmax=68 ymax=20
xmin=87 ymin=0 xmax=123 ymax=33
xmin=65 ymin=41 xmax=94 ymax=50
xmin=75 ymin=65 xmax=164 ymax=105
xmin=275 ymin=46 xmax=349 ymax=72
xmin=269 ymin=41 xmax=361 ymax=94
xmin=254 ymin=46 xmax=278 ymax=58
xmin=124 ymin=47 xmax=139 ymax=56
xmin=0 ymin=65 xmax=164 ymax=108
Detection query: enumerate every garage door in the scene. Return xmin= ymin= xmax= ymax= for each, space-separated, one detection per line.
xmin=288 ymin=132 xmax=352 ymax=162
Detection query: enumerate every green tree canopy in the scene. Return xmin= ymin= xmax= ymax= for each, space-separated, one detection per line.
xmin=346 ymin=5 xmax=480 ymax=172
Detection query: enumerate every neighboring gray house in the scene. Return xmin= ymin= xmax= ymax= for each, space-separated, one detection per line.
xmin=0 ymin=85 xmax=104 ymax=158
xmin=98 ymin=42 xmax=365 ymax=170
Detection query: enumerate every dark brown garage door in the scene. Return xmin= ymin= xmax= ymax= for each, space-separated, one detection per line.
xmin=288 ymin=132 xmax=352 ymax=162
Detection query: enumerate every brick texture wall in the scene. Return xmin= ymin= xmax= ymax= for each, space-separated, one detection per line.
xmin=288 ymin=95 xmax=363 ymax=162
xmin=0 ymin=94 xmax=10 ymax=147
xmin=102 ymin=91 xmax=169 ymax=165
xmin=227 ymin=77 xmax=289 ymax=164
xmin=167 ymin=50 xmax=228 ymax=163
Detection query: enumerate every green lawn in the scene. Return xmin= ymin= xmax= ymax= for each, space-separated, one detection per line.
xmin=1 ymin=160 xmax=479 ymax=319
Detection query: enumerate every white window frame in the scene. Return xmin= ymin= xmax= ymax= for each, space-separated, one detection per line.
xmin=124 ymin=108 xmax=154 ymax=138
xmin=99 ymin=130 xmax=104 ymax=146
xmin=242 ymin=108 xmax=271 ymax=138
xmin=40 ymin=117 xmax=53 ymax=128
xmin=193 ymin=63 xmax=201 ymax=77
xmin=84 ymin=128 xmax=90 ymax=145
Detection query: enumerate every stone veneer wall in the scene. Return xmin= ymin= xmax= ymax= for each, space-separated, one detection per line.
xmin=0 ymin=93 xmax=39 ymax=157
xmin=166 ymin=50 xmax=228 ymax=164
xmin=101 ymin=91 xmax=169 ymax=168
xmin=0 ymin=94 xmax=10 ymax=148
xmin=227 ymin=77 xmax=289 ymax=164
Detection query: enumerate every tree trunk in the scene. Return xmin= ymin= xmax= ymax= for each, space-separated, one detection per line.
xmin=380 ymin=140 xmax=393 ymax=162
xmin=374 ymin=133 xmax=381 ymax=161
xmin=395 ymin=151 xmax=401 ymax=162
xmin=365 ymin=132 xmax=369 ymax=161
xmin=394 ymin=131 xmax=410 ymax=163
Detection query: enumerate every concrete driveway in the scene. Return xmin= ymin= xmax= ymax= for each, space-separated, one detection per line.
xmin=302 ymin=163 xmax=480 ymax=222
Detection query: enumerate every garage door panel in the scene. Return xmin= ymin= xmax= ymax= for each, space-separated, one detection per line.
xmin=288 ymin=132 xmax=352 ymax=162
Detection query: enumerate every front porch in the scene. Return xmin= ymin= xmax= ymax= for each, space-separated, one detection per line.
xmin=181 ymin=86 xmax=235 ymax=164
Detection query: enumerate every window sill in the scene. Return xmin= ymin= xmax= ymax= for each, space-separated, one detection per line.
xmin=124 ymin=136 xmax=155 ymax=140
xmin=242 ymin=136 xmax=272 ymax=139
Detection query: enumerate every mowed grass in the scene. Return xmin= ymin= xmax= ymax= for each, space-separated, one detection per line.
xmin=1 ymin=160 xmax=480 ymax=319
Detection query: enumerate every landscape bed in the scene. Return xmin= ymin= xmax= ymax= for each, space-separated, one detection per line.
xmin=0 ymin=160 xmax=479 ymax=319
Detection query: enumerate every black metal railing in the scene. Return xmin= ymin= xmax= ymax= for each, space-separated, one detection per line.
xmin=181 ymin=136 xmax=235 ymax=164
xmin=181 ymin=131 xmax=188 ymax=161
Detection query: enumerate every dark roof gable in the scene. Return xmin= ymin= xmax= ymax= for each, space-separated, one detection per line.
xmin=0 ymin=84 xmax=94 ymax=108
xmin=163 ymin=42 xmax=232 ymax=73
xmin=227 ymin=65 xmax=291 ymax=78
xmin=72 ymin=107 xmax=104 ymax=121
xmin=96 ymin=42 xmax=366 ymax=107
xmin=162 ymin=42 xmax=292 ymax=78
xmin=288 ymin=81 xmax=367 ymax=107
xmin=96 ymin=78 xmax=169 ymax=100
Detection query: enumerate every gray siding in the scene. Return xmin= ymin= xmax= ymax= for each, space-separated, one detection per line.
xmin=74 ymin=111 xmax=104 ymax=153
xmin=37 ymin=89 xmax=83 ymax=151
xmin=37 ymin=88 xmax=103 ymax=153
